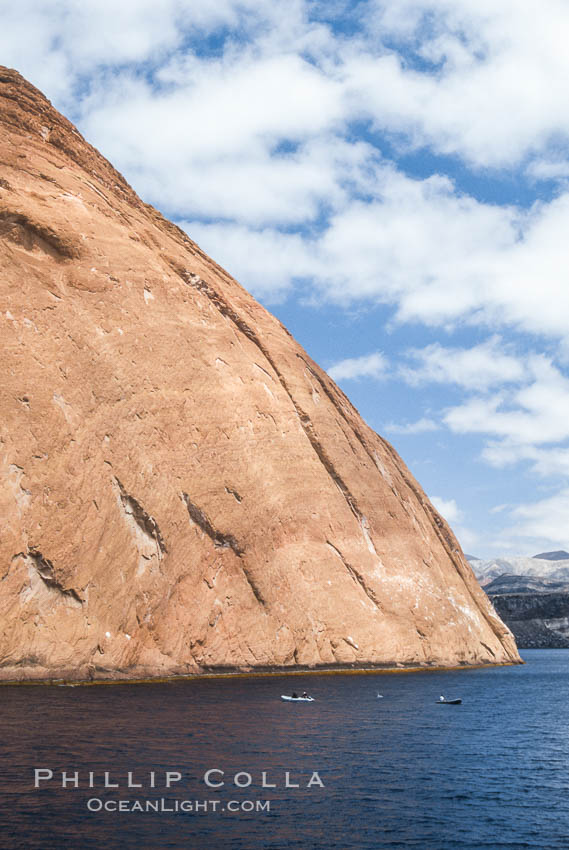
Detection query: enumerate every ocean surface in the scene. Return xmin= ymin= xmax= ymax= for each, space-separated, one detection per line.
xmin=1 ymin=650 xmax=568 ymax=849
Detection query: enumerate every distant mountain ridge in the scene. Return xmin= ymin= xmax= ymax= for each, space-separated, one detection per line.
xmin=533 ymin=551 xmax=569 ymax=561
xmin=472 ymin=551 xmax=569 ymax=649
xmin=483 ymin=575 xmax=569 ymax=594
xmin=471 ymin=553 xmax=569 ymax=587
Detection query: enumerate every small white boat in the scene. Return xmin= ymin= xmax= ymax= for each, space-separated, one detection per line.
xmin=281 ymin=694 xmax=315 ymax=702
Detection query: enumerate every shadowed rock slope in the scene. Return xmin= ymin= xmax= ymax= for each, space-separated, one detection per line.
xmin=489 ymin=592 xmax=569 ymax=649
xmin=0 ymin=67 xmax=520 ymax=680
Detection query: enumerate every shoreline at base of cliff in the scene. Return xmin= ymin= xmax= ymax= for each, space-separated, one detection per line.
xmin=0 ymin=659 xmax=523 ymax=687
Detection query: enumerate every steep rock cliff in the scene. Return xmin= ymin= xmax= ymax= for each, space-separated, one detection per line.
xmin=0 ymin=68 xmax=520 ymax=680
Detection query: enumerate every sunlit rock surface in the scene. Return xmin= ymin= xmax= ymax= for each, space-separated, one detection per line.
xmin=0 ymin=68 xmax=520 ymax=680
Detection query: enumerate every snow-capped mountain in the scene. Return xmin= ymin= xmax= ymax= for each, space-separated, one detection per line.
xmin=470 ymin=552 xmax=569 ymax=587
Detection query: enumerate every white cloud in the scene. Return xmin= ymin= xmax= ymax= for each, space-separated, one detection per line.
xmin=181 ymin=222 xmax=310 ymax=300
xmin=354 ymin=0 xmax=569 ymax=168
xmin=429 ymin=495 xmax=480 ymax=552
xmin=444 ymin=358 xmax=569 ymax=447
xmin=0 ymin=1 xmax=291 ymax=95
xmin=122 ymin=133 xmax=373 ymax=228
xmin=327 ymin=351 xmax=388 ymax=381
xmin=179 ymin=169 xmax=569 ymax=341
xmin=80 ymin=52 xmax=345 ymax=169
xmin=482 ymin=443 xmax=569 ymax=479
xmin=508 ymin=488 xmax=569 ymax=549
xmin=310 ymin=169 xmax=519 ymax=311
xmin=0 ymin=0 xmax=188 ymax=102
xmin=401 ymin=338 xmax=526 ymax=391
xmin=5 ymin=1 xmax=569 ymax=345
xmin=314 ymin=185 xmax=569 ymax=339
xmin=430 ymin=496 xmax=462 ymax=524
xmin=384 ymin=418 xmax=439 ymax=435
xmin=527 ymin=160 xmax=569 ymax=181
xmin=438 ymin=355 xmax=569 ymax=495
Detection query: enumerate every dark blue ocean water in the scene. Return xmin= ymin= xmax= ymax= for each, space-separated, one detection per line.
xmin=1 ymin=650 xmax=568 ymax=849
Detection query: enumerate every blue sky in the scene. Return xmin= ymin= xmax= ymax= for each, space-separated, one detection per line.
xmin=4 ymin=0 xmax=569 ymax=557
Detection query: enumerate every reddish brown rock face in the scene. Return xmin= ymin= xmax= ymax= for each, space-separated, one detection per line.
xmin=0 ymin=67 xmax=520 ymax=681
